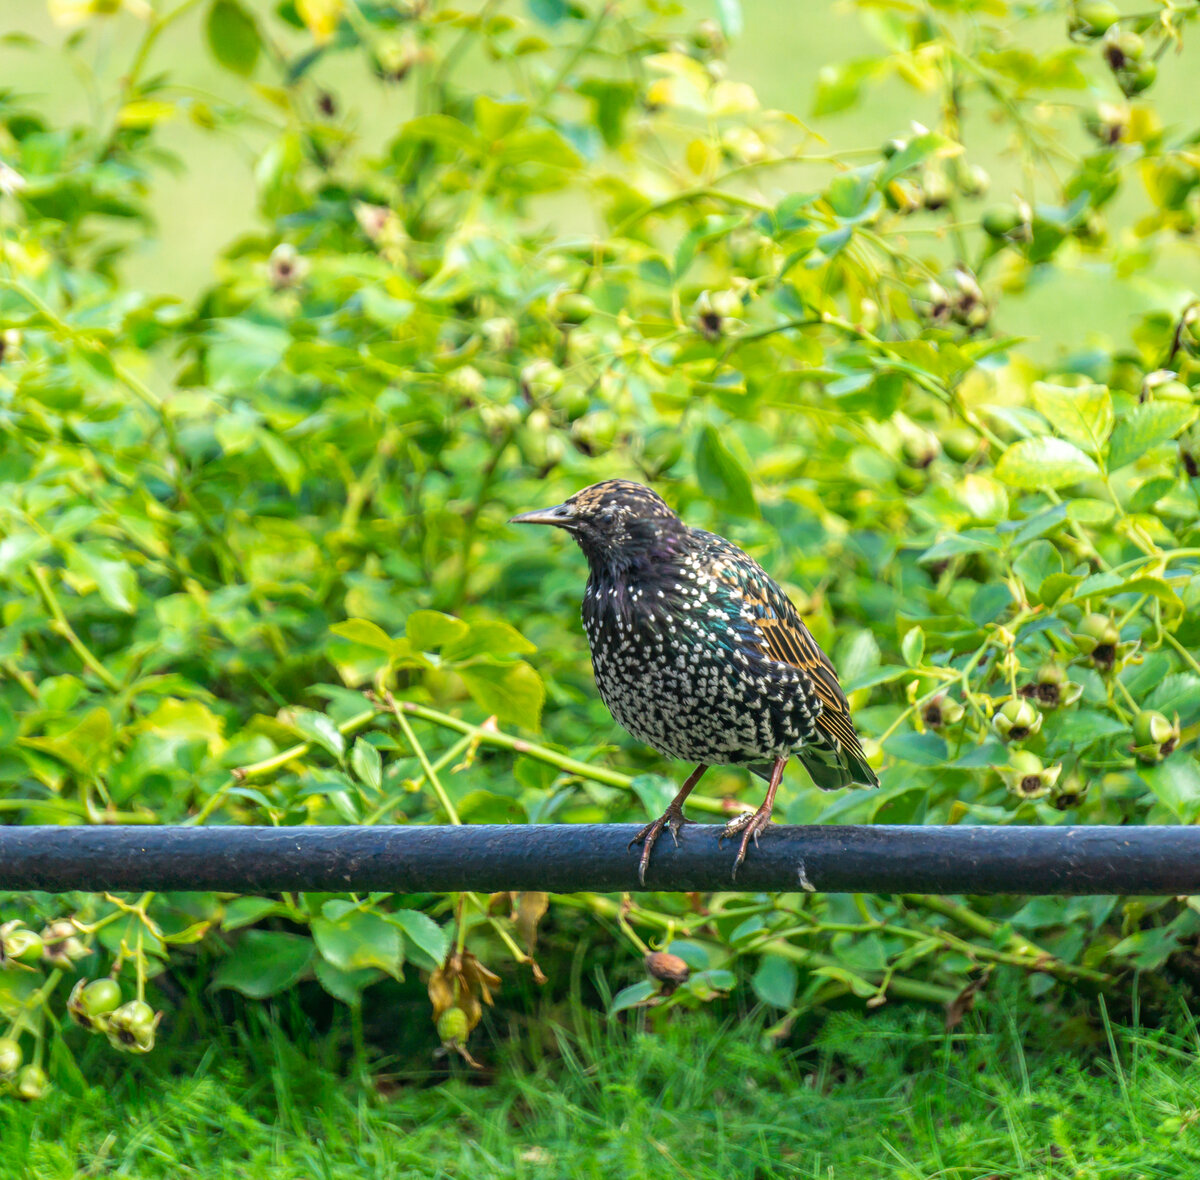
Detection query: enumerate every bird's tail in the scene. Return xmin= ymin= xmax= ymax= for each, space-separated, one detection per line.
xmin=797 ymin=732 xmax=880 ymax=791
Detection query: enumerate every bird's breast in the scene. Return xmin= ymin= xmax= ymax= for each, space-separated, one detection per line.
xmin=581 ymin=576 xmax=818 ymax=763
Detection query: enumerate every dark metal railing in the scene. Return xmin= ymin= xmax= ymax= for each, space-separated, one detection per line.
xmin=2 ymin=824 xmax=1199 ymax=894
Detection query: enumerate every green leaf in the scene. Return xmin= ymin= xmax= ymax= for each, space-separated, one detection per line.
xmin=211 ymin=931 xmax=314 ymax=998
xmin=694 ymin=424 xmax=757 ymax=516
xmin=1031 ymin=382 xmax=1113 ymax=454
xmin=389 ymin=910 xmax=450 ymax=970
xmin=459 ymin=661 xmax=545 ymax=728
xmin=349 ymin=738 xmax=382 ymax=791
xmin=1012 ymin=539 xmax=1062 ymax=596
xmin=20 ymin=708 xmax=112 ymax=775
xmin=475 ymin=95 xmax=529 ymax=142
xmin=258 ymin=430 xmax=303 ymax=495
xmin=752 ymin=954 xmax=798 ymax=1009
xmin=330 ymin=618 xmax=402 ymax=653
xmin=996 ymin=437 xmax=1099 ymax=489
xmin=312 ymin=908 xmax=403 ymax=977
xmin=1108 ymin=402 xmax=1197 ymax=470
xmin=407 ymin=610 xmax=470 ymax=650
xmin=811 ymin=965 xmax=877 ymax=998
xmin=442 ymin=620 xmax=536 ymax=661
xmin=66 ymin=545 xmax=138 ymax=613
xmin=1047 ymin=710 xmax=1126 ymax=749
xmin=713 ymin=0 xmax=743 ymax=38
xmin=900 ymin=626 xmax=924 ymax=668
xmin=883 ymin=731 xmax=947 ymax=767
xmin=288 ymin=709 xmax=345 ymax=760
xmin=220 ymin=897 xmax=287 ymax=931
xmin=313 ymin=959 xmax=383 ymax=1006
xmin=206 ymin=0 xmax=260 ymax=76
xmin=1141 ymin=760 xmax=1200 ymax=824
xmin=609 ymin=980 xmax=657 ymax=1015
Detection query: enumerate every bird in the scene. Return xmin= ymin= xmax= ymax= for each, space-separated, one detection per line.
xmin=510 ymin=479 xmax=878 ymax=880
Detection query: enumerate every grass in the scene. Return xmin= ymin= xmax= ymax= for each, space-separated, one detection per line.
xmin=5 ymin=986 xmax=1200 ymax=1179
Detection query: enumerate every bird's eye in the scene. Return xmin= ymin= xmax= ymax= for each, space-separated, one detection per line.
xmin=598 ymin=508 xmax=617 ymax=526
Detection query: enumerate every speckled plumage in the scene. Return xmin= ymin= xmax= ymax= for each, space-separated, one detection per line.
xmin=511 ymin=479 xmax=878 ymax=877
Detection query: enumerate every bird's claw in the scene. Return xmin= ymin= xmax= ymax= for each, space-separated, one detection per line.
xmin=719 ymin=808 xmax=773 ymax=880
xmin=629 ymin=805 xmax=692 ymax=885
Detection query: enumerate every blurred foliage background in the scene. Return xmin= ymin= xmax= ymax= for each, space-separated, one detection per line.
xmin=2 ymin=0 xmax=1200 ymax=1101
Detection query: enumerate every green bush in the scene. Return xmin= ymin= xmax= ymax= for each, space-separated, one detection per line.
xmin=2 ymin=0 xmax=1200 ymax=1092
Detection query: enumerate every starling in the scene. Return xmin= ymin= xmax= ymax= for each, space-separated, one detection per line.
xmin=511 ymin=479 xmax=879 ymax=880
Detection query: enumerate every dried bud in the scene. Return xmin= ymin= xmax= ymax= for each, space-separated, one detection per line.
xmin=1103 ymin=26 xmax=1144 ymax=70
xmin=993 ymin=697 xmax=1043 ymax=743
xmin=105 ymin=1000 xmax=160 ymax=1054
xmin=267 ymin=243 xmax=308 ymax=290
xmin=692 ymin=289 xmax=742 ymax=339
xmin=1084 ymin=101 xmax=1128 ymax=145
xmin=1131 ymin=711 xmax=1180 ymax=763
xmin=1019 ymin=664 xmax=1082 ymax=710
xmin=40 ymin=919 xmax=87 ymax=968
xmin=645 ymin=951 xmax=690 ymax=992
xmin=353 ymin=202 xmax=394 ymax=242
xmin=1051 ymin=770 xmax=1089 ymax=811
xmin=1072 ymin=612 xmax=1120 ymax=669
xmin=1002 ymin=751 xmax=1061 ymax=800
xmin=0 ymin=328 xmax=20 ymax=364
xmin=922 ymin=695 xmax=965 ymax=729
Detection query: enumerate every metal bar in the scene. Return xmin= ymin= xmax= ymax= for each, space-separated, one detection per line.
xmin=2 ymin=824 xmax=1200 ymax=894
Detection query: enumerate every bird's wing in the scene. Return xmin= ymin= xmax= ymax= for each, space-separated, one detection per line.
xmin=702 ymin=535 xmax=871 ymax=769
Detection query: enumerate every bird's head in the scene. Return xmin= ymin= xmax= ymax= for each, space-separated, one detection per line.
xmin=509 ymin=479 xmax=683 ymax=569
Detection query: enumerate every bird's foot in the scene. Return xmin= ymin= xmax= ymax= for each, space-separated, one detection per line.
xmin=719 ymin=806 xmax=774 ymax=880
xmin=629 ymin=804 xmax=693 ymax=885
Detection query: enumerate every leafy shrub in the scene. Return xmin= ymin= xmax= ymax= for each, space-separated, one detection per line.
xmin=2 ymin=0 xmax=1200 ymax=1092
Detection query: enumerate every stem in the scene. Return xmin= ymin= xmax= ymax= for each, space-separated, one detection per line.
xmin=902 ymin=895 xmax=1110 ymax=985
xmin=186 ymin=708 xmax=381 ymax=824
xmin=30 ymin=564 xmax=121 ymax=692
xmin=383 ymin=692 xmax=462 ymax=825
xmin=395 ymin=699 xmax=734 ymax=815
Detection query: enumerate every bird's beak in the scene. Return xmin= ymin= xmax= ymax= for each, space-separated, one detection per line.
xmin=509 ymin=501 xmax=577 ymax=530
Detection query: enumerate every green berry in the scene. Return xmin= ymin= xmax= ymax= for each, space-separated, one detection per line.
xmin=638 ymin=429 xmax=684 ymax=477
xmin=520 ymin=359 xmax=564 ymax=401
xmin=1 ymin=926 xmax=43 ymax=966
xmin=547 ymin=384 xmax=591 ymax=422
xmin=15 ymin=1063 xmax=48 ymax=1102
xmin=570 ymin=410 xmax=619 ymax=457
xmin=68 ymin=977 xmax=123 ymax=1032
xmin=982 ymin=205 xmax=1022 ymax=239
xmin=1118 ymin=59 xmax=1156 ymax=96
xmin=550 ymin=291 xmax=595 ymax=327
xmin=1070 ymin=1 xmax=1120 ymax=38
xmin=437 ymin=1006 xmax=470 ymax=1044
xmin=0 ymin=1037 xmax=21 ymax=1079
xmin=1132 ymin=711 xmax=1180 ymax=763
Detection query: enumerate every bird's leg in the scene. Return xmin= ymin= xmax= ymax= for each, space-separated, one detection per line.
xmin=720 ymin=756 xmax=787 ymax=879
xmin=629 ymin=764 xmax=709 ymax=885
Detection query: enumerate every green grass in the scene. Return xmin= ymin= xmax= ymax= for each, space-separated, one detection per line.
xmin=5 ymin=993 xmax=1200 ymax=1179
